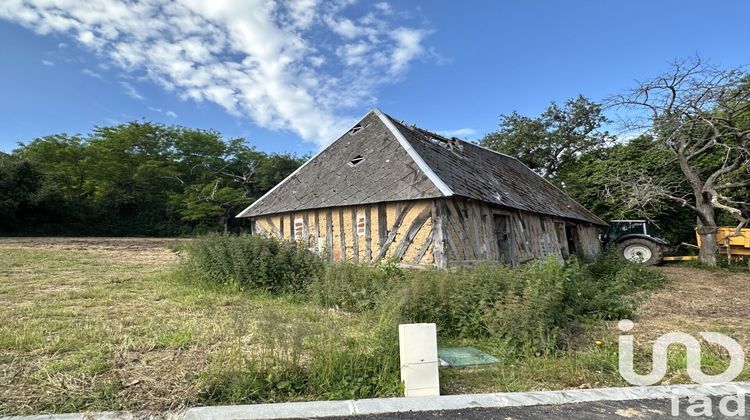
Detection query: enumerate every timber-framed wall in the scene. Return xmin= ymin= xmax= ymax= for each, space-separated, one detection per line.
xmin=251 ymin=198 xmax=439 ymax=267
xmin=250 ymin=197 xmax=601 ymax=268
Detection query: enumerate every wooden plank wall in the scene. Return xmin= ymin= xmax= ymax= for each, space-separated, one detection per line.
xmin=576 ymin=224 xmax=602 ymax=258
xmin=441 ymin=197 xmax=601 ymax=266
xmin=251 ymin=199 xmax=437 ymax=267
xmin=440 ymin=197 xmax=498 ymax=264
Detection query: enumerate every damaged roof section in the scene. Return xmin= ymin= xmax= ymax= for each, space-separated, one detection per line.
xmin=385 ymin=114 xmax=607 ymax=226
xmin=238 ymin=109 xmax=606 ymax=226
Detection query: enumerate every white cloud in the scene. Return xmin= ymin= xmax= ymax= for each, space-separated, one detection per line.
xmin=375 ymin=2 xmax=392 ymax=14
xmin=149 ymin=106 xmax=178 ymax=118
xmin=0 ymin=0 xmax=432 ymax=146
xmin=389 ymin=28 xmax=428 ymax=76
xmin=285 ymin=0 xmax=320 ymax=29
xmin=326 ymin=16 xmax=365 ymax=39
xmin=119 ymin=81 xmax=144 ymax=100
xmin=336 ymin=42 xmax=372 ymax=66
xmin=81 ymin=68 xmax=103 ymax=79
xmin=41 ymin=59 xmax=54 ymax=66
xmin=438 ymin=128 xmax=478 ymax=138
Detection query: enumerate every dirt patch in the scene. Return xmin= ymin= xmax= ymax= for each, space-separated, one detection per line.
xmin=627 ymin=266 xmax=750 ymax=348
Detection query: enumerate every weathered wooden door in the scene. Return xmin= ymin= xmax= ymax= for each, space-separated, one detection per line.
xmin=565 ymin=224 xmax=579 ymax=255
xmin=493 ymin=214 xmax=513 ymax=265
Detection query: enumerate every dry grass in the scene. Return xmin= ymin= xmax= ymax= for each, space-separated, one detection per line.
xmin=2 ymin=238 xmax=749 ymax=415
xmin=634 ymin=266 xmax=750 ymax=349
xmin=0 ymin=237 xmax=363 ymax=416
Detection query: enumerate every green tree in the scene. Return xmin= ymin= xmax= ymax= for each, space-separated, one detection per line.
xmin=16 ymin=134 xmax=92 ymax=202
xmin=480 ymin=95 xmax=612 ymax=179
xmin=0 ymin=153 xmax=49 ymax=232
xmin=175 ymin=139 xmax=303 ymax=232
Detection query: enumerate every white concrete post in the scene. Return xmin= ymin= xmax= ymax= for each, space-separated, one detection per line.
xmin=398 ymin=323 xmax=440 ymax=397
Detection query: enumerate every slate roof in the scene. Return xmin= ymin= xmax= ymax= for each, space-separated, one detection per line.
xmin=237 ymin=109 xmax=606 ymax=226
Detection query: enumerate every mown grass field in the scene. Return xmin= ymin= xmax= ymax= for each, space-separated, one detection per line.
xmin=0 ymin=238 xmax=370 ymax=415
xmin=1 ymin=237 xmax=748 ymax=416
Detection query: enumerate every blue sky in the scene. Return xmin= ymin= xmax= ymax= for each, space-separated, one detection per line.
xmin=0 ymin=0 xmax=748 ymax=155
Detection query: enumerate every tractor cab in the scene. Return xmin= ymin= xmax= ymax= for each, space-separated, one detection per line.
xmin=603 ymin=220 xmax=650 ymax=243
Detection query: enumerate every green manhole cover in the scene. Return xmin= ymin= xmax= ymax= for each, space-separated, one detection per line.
xmin=438 ymin=346 xmax=500 ymax=367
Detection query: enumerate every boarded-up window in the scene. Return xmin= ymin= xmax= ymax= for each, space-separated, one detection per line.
xmin=356 ymin=211 xmax=366 ymax=236
xmin=294 ymin=217 xmax=304 ymax=241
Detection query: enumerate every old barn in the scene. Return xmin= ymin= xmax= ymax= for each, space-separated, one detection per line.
xmin=237 ymin=109 xmax=606 ymax=268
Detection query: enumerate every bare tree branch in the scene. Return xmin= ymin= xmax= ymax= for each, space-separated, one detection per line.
xmin=605 ymin=57 xmax=750 ymax=264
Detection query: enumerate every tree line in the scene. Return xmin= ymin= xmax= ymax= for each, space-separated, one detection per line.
xmin=0 ymin=122 xmax=303 ymax=235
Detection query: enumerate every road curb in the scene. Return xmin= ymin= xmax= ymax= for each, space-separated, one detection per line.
xmin=6 ymin=382 xmax=750 ymax=420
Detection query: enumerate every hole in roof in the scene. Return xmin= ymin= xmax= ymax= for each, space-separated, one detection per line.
xmin=347 ymin=155 xmax=365 ymax=167
xmin=348 ymin=124 xmax=363 ymax=136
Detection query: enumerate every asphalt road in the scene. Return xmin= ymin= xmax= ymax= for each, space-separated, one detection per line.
xmin=317 ymin=396 xmax=750 ymax=419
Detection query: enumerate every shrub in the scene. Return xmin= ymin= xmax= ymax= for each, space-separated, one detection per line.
xmin=193 ymin=250 xmax=666 ymax=404
xmin=374 ymin=254 xmax=664 ymax=353
xmin=182 ymin=233 xmax=324 ymax=293
xmin=562 ymin=252 xmax=666 ymax=320
xmin=382 ymin=259 xmax=567 ymax=352
xmin=309 ymin=260 xmax=404 ymax=312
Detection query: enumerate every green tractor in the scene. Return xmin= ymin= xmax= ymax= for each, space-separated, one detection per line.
xmin=601 ymin=220 xmax=670 ymax=266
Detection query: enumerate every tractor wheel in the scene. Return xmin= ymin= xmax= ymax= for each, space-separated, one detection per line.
xmin=616 ymin=238 xmax=663 ymax=266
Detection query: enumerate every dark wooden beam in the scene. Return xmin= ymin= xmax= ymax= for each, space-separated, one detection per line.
xmin=326 ymin=208 xmax=333 ymax=261
xmin=431 ymin=200 xmax=446 ymax=268
xmin=350 ymin=207 xmax=359 ymax=262
xmin=446 ymin=199 xmax=474 ymax=258
xmin=365 ymin=206 xmax=372 ymax=264
xmin=313 ymin=210 xmax=320 ymax=253
xmin=377 ymin=203 xmax=387 ymax=249
xmin=393 ymin=206 xmax=432 ymax=259
xmin=373 ymin=202 xmax=414 ymax=263
xmin=339 ymin=207 xmax=346 ymax=260
xmin=413 ymin=230 xmax=434 ymax=265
